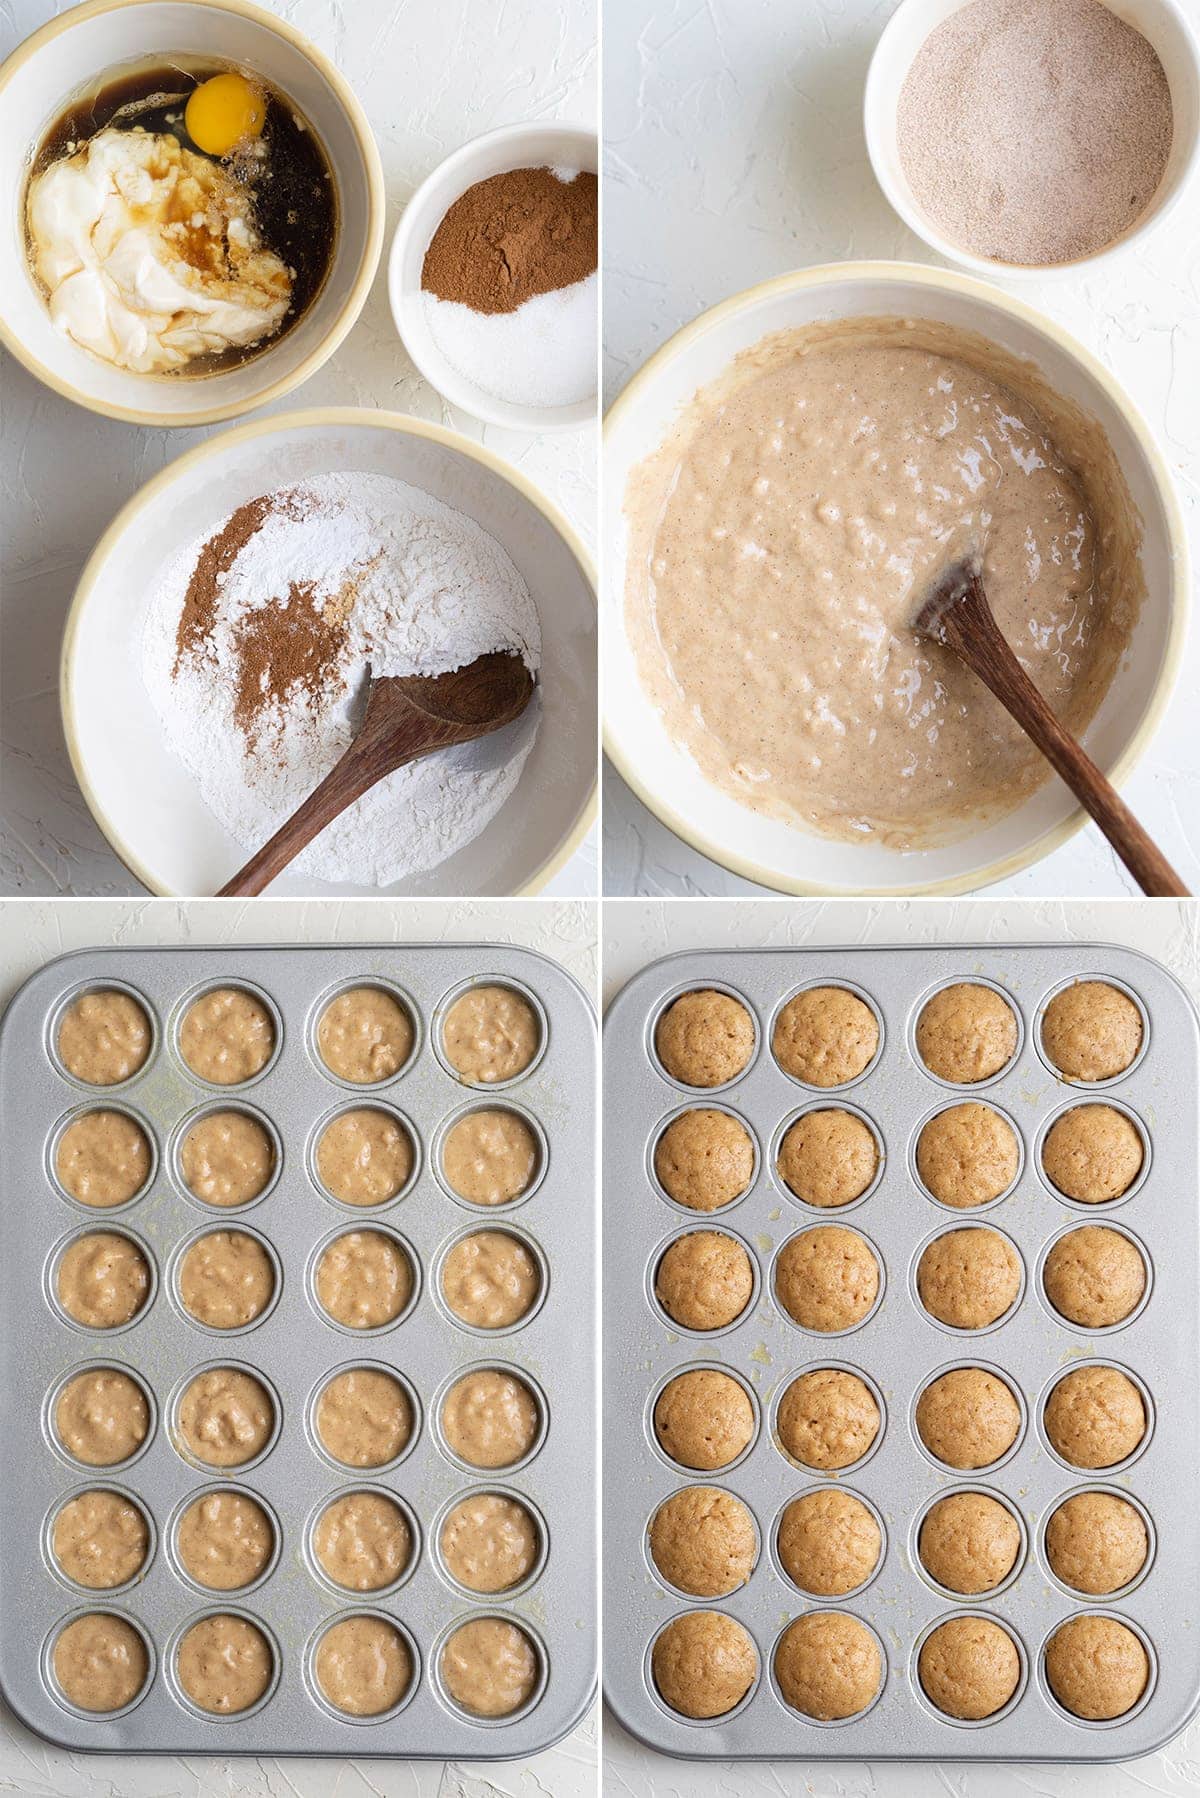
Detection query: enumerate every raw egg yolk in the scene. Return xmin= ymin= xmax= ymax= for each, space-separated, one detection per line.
xmin=185 ymin=72 xmax=265 ymax=157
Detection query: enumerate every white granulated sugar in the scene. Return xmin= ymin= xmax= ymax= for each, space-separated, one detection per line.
xmin=142 ymin=470 xmax=541 ymax=888
xmin=425 ymin=269 xmax=597 ymax=409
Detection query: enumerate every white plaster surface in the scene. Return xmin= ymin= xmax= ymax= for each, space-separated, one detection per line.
xmin=602 ymin=0 xmax=1200 ymax=899
xmin=0 ymin=894 xmax=598 ymax=1798
xmin=602 ymin=893 xmax=1200 ymax=1794
xmin=0 ymin=0 xmax=598 ymax=899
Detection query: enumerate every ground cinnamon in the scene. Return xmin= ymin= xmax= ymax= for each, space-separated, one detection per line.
xmin=421 ymin=165 xmax=597 ymax=315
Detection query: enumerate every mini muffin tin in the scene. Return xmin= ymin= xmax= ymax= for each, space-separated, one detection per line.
xmin=603 ymin=944 xmax=1200 ymax=1761
xmin=0 ymin=944 xmax=596 ymax=1757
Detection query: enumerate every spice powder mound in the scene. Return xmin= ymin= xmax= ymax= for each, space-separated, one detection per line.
xmin=421 ymin=166 xmax=598 ymax=314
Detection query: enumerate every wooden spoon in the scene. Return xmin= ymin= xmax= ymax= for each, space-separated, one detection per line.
xmin=914 ymin=558 xmax=1188 ymax=897
xmin=217 ymin=650 xmax=535 ymax=897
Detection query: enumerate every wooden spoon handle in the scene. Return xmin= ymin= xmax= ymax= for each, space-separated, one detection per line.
xmin=937 ymin=589 xmax=1189 ymax=898
xmin=216 ymin=749 xmax=398 ymax=898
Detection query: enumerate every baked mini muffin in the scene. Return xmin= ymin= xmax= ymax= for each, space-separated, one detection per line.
xmin=774 ymin=1612 xmax=881 ymax=1721
xmin=654 ymin=1109 xmax=755 ymax=1211
xmin=776 ymin=1368 xmax=880 ymax=1470
xmin=1044 ymin=1615 xmax=1148 ymax=1720
xmin=918 ymin=1491 xmax=1021 ymax=1594
xmin=774 ymin=1226 xmax=880 ymax=1332
xmin=915 ymin=1367 xmax=1021 ymax=1469
xmin=648 ymin=1486 xmax=757 ymax=1597
xmin=916 ymin=984 xmax=1018 ymax=1084
xmin=776 ymin=1109 xmax=879 ymax=1208
xmin=1041 ymin=1105 xmax=1144 ymax=1203
xmin=916 ymin=1103 xmax=1019 ymax=1209
xmin=656 ymin=991 xmax=755 ymax=1089
xmin=654 ymin=1369 xmax=754 ymax=1471
xmin=1042 ymin=1226 xmax=1147 ymax=1328
xmin=652 ymin=1610 xmax=757 ymax=1719
xmin=1045 ymin=1492 xmax=1148 ymax=1595
xmin=655 ymin=1230 xmax=754 ymax=1331
xmin=919 ymin=1616 xmax=1021 ymax=1720
xmin=777 ymin=1488 xmax=881 ymax=1596
xmin=771 ymin=986 xmax=879 ymax=1087
xmin=1044 ymin=1365 xmax=1145 ymax=1468
xmin=1042 ymin=981 xmax=1143 ymax=1083
xmin=916 ymin=1227 xmax=1021 ymax=1330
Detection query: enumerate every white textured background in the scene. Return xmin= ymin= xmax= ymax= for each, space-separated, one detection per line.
xmin=0 ymin=895 xmax=598 ymax=1798
xmin=603 ymin=894 xmax=1200 ymax=1795
xmin=602 ymin=0 xmax=1200 ymax=900
xmin=0 ymin=0 xmax=598 ymax=898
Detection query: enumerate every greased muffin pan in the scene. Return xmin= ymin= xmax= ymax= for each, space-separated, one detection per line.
xmin=603 ymin=944 xmax=1200 ymax=1761
xmin=0 ymin=945 xmax=595 ymax=1756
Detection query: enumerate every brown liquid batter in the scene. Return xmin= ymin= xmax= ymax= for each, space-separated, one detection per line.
xmin=179 ymin=987 xmax=275 ymax=1085
xmin=53 ymin=1613 xmax=148 ymax=1712
xmin=442 ymin=987 xmax=540 ymax=1084
xmin=315 ymin=1229 xmax=413 ymax=1329
xmin=440 ymin=1492 xmax=540 ymax=1592
xmin=58 ymin=990 xmax=151 ymax=1086
xmin=313 ymin=1490 xmax=411 ymax=1590
xmin=180 ymin=1110 xmax=275 ymax=1207
xmin=56 ymin=1368 xmax=150 ymax=1466
xmin=57 ymin=1232 xmax=150 ymax=1330
xmin=442 ymin=1108 xmax=539 ymax=1205
xmin=441 ymin=1617 xmax=539 ymax=1717
xmin=441 ymin=1231 xmax=541 ymax=1329
xmin=441 ymin=1369 xmax=540 ymax=1468
xmin=56 ymin=1110 xmax=151 ymax=1207
xmin=316 ymin=1108 xmax=414 ymax=1207
xmin=176 ymin=1488 xmax=274 ymax=1590
xmin=178 ymin=1230 xmax=276 ymax=1328
xmin=176 ymin=1367 xmax=274 ymax=1467
xmin=317 ymin=987 xmax=415 ymax=1084
xmin=315 ymin=1615 xmax=412 ymax=1715
xmin=626 ymin=318 xmax=1143 ymax=848
xmin=53 ymin=1490 xmax=149 ymax=1588
xmin=316 ymin=1368 xmax=412 ymax=1468
xmin=176 ymin=1613 xmax=273 ymax=1714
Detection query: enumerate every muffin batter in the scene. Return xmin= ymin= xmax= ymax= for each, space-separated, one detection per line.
xmin=916 ymin=1367 xmax=1021 ymax=1468
xmin=654 ymin=1368 xmax=754 ymax=1470
xmin=1044 ymin=1614 xmax=1148 ymax=1720
xmin=774 ymin=1224 xmax=880 ymax=1332
xmin=53 ymin=1613 xmax=148 ymax=1712
xmin=180 ymin=1111 xmax=274 ymax=1207
xmin=58 ymin=990 xmax=151 ymax=1086
xmin=53 ymin=1490 xmax=149 ymax=1588
xmin=655 ymin=990 xmax=755 ymax=1088
xmin=316 ymin=1229 xmax=413 ymax=1329
xmin=440 ymin=1491 xmax=541 ymax=1592
xmin=651 ymin=1610 xmax=757 ymax=1718
xmin=772 ymin=987 xmax=879 ymax=1086
xmin=1046 ymin=1491 xmax=1148 ymax=1594
xmin=56 ymin=1110 xmax=151 ymax=1208
xmin=1043 ymin=1225 xmax=1146 ymax=1327
xmin=177 ymin=1613 xmax=273 ymax=1714
xmin=777 ymin=1488 xmax=882 ymax=1595
xmin=176 ymin=1489 xmax=274 ymax=1590
xmin=441 ymin=1617 xmax=539 ymax=1718
xmin=654 ymin=1109 xmax=755 ymax=1210
xmin=316 ymin=1367 xmax=412 ymax=1468
xmin=442 ymin=1108 xmax=539 ymax=1206
xmin=776 ymin=1368 xmax=880 ymax=1470
xmin=1042 ymin=1104 xmax=1144 ymax=1202
xmin=655 ymin=1229 xmax=753 ymax=1330
xmin=443 ymin=986 xmax=540 ymax=1084
xmin=1042 ymin=980 xmax=1143 ymax=1083
xmin=178 ymin=1230 xmax=276 ymax=1329
xmin=775 ymin=1611 xmax=882 ymax=1720
xmin=179 ymin=987 xmax=275 ymax=1085
xmin=918 ymin=1490 xmax=1021 ymax=1593
xmin=916 ymin=1227 xmax=1021 ymax=1329
xmin=1044 ymin=1365 xmax=1145 ymax=1467
xmin=917 ymin=984 xmax=1018 ymax=1084
xmin=177 ymin=1367 xmax=274 ymax=1467
xmin=313 ymin=1490 xmax=411 ymax=1590
xmin=317 ymin=987 xmax=414 ymax=1084
xmin=916 ymin=1102 xmax=1019 ymax=1208
xmin=626 ymin=318 xmax=1141 ymax=848
xmin=442 ymin=1230 xmax=541 ymax=1329
xmin=442 ymin=1368 xmax=539 ymax=1468
xmin=919 ymin=1616 xmax=1020 ymax=1720
xmin=57 ymin=1231 xmax=150 ymax=1329
xmin=648 ymin=1485 xmax=757 ymax=1597
xmin=56 ymin=1367 xmax=150 ymax=1466
xmin=316 ymin=1108 xmax=413 ymax=1206
xmin=777 ymin=1108 xmax=879 ymax=1207
xmin=316 ymin=1615 xmax=412 ymax=1716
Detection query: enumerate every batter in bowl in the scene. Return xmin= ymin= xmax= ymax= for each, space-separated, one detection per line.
xmin=57 ymin=1232 xmax=151 ymax=1329
xmin=56 ymin=1367 xmax=150 ymax=1466
xmin=313 ymin=1490 xmax=411 ymax=1590
xmin=176 ymin=1613 xmax=273 ymax=1714
xmin=52 ymin=1490 xmax=150 ymax=1588
xmin=179 ymin=1111 xmax=275 ymax=1208
xmin=441 ymin=1368 xmax=540 ymax=1469
xmin=441 ymin=1230 xmax=542 ymax=1329
xmin=317 ymin=987 xmax=415 ymax=1084
xmin=442 ymin=1108 xmax=540 ymax=1206
xmin=52 ymin=1613 xmax=148 ymax=1712
xmin=55 ymin=1110 xmax=151 ymax=1208
xmin=625 ymin=318 xmax=1143 ymax=849
xmin=176 ymin=1488 xmax=275 ymax=1590
xmin=178 ymin=1230 xmax=276 ymax=1329
xmin=315 ymin=1367 xmax=413 ymax=1468
xmin=440 ymin=1491 xmax=541 ymax=1593
xmin=442 ymin=986 xmax=540 ymax=1084
xmin=179 ymin=988 xmax=275 ymax=1085
xmin=58 ymin=990 xmax=151 ymax=1086
xmin=315 ymin=1615 xmax=412 ymax=1716
xmin=316 ymin=1108 xmax=414 ymax=1207
xmin=315 ymin=1229 xmax=414 ymax=1329
xmin=441 ymin=1617 xmax=539 ymax=1718
xmin=176 ymin=1367 xmax=274 ymax=1468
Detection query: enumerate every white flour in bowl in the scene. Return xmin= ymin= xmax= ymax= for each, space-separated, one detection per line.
xmin=141 ymin=470 xmax=541 ymax=887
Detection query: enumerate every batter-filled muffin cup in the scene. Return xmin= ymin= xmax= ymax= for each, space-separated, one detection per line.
xmin=175 ymin=1488 xmax=276 ymax=1592
xmin=315 ymin=1108 xmax=415 ymax=1208
xmin=774 ymin=1224 xmax=881 ymax=1332
xmin=651 ymin=1610 xmax=757 ymax=1719
xmin=1043 ymin=1614 xmax=1150 ymax=1721
xmin=176 ymin=1366 xmax=276 ymax=1470
xmin=776 ymin=1488 xmax=882 ymax=1596
xmin=314 ymin=1613 xmax=414 ymax=1717
xmin=316 ymin=986 xmax=415 ymax=1086
xmin=918 ymin=1615 xmax=1022 ymax=1720
xmin=51 ymin=1611 xmax=150 ymax=1713
xmin=654 ymin=989 xmax=756 ymax=1089
xmin=917 ymin=1491 xmax=1021 ymax=1595
xmin=1042 ymin=1225 xmax=1147 ymax=1328
xmin=915 ymin=984 xmax=1019 ymax=1085
xmin=648 ymin=1485 xmax=757 ymax=1597
xmin=1041 ymin=1104 xmax=1145 ymax=1203
xmin=314 ymin=1228 xmax=415 ymax=1330
xmin=178 ymin=1109 xmax=276 ymax=1209
xmin=174 ymin=1612 xmax=275 ymax=1715
xmin=771 ymin=986 xmax=880 ymax=1087
xmin=653 ymin=1368 xmax=755 ymax=1471
xmin=1041 ymin=980 xmax=1144 ymax=1083
xmin=915 ymin=1367 xmax=1022 ymax=1470
xmin=178 ymin=987 xmax=276 ymax=1086
xmin=57 ymin=989 xmax=152 ymax=1088
xmin=312 ymin=1490 xmax=413 ymax=1592
xmin=441 ymin=1107 xmax=541 ymax=1207
xmin=314 ymin=1367 xmax=414 ymax=1470
xmin=441 ymin=1230 xmax=543 ymax=1330
xmin=54 ymin=1109 xmax=152 ymax=1209
xmin=440 ymin=1617 xmax=542 ymax=1719
xmin=55 ymin=1231 xmax=152 ymax=1330
xmin=440 ymin=1368 xmax=542 ymax=1470
xmin=441 ymin=985 xmax=542 ymax=1086
xmin=774 ymin=1611 xmax=883 ymax=1721
xmin=654 ymin=1229 xmax=754 ymax=1331
xmin=1043 ymin=1365 xmax=1147 ymax=1468
xmin=54 ymin=1367 xmax=152 ymax=1467
xmin=776 ymin=1108 xmax=880 ymax=1209
xmin=654 ymin=1108 xmax=755 ymax=1212
xmin=51 ymin=1490 xmax=151 ymax=1590
xmin=775 ymin=1367 xmax=881 ymax=1471
xmin=915 ymin=1103 xmax=1019 ymax=1209
xmin=440 ymin=1491 xmax=542 ymax=1594
xmin=177 ymin=1229 xmax=277 ymax=1330
xmin=915 ymin=1227 xmax=1022 ymax=1331
xmin=1044 ymin=1491 xmax=1149 ymax=1595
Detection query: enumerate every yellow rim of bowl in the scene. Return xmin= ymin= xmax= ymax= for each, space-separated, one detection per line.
xmin=602 ymin=259 xmax=1190 ymax=897
xmin=0 ymin=0 xmax=386 ymax=427
xmin=60 ymin=406 xmax=598 ymax=896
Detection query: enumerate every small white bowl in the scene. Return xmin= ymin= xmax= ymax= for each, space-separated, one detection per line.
xmin=61 ymin=408 xmax=597 ymax=896
xmin=388 ymin=121 xmax=597 ymax=432
xmin=864 ymin=0 xmax=1200 ymax=280
xmin=0 ymin=0 xmax=385 ymax=426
